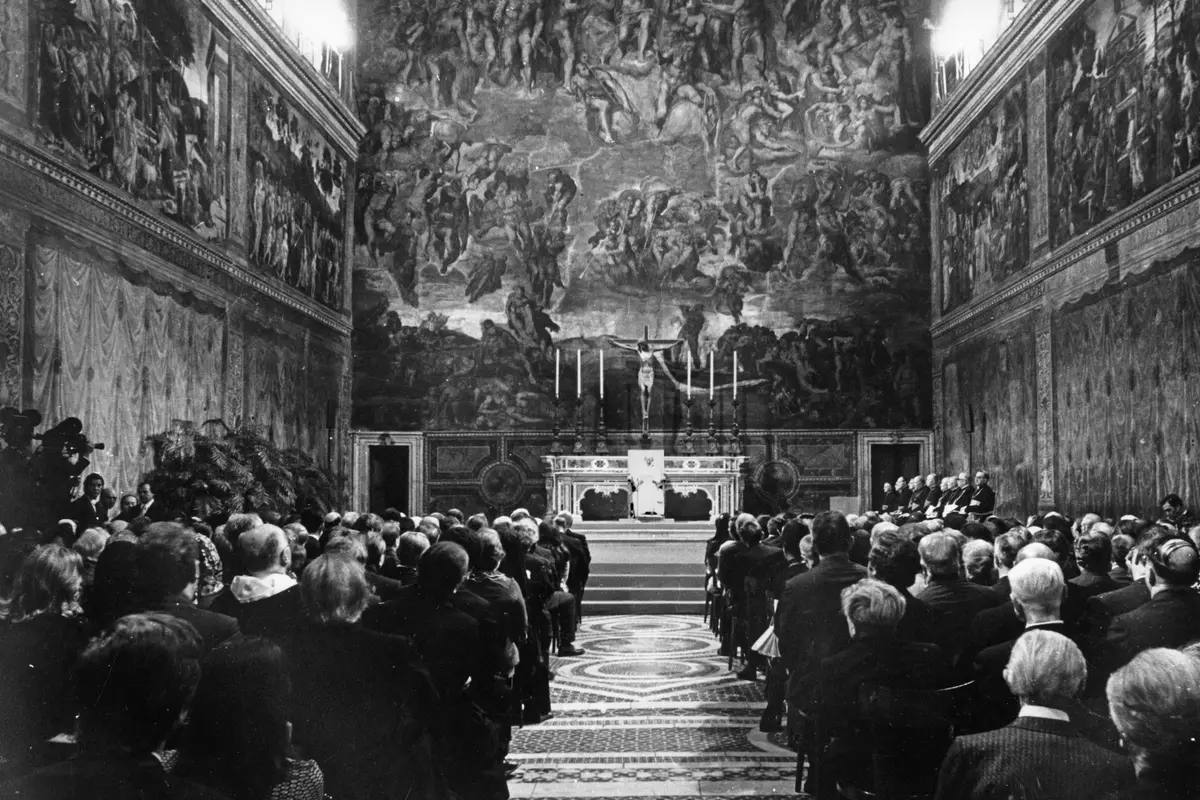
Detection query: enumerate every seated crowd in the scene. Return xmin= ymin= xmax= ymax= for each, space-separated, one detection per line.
xmin=705 ymin=483 xmax=1200 ymax=800
xmin=0 ymin=488 xmax=593 ymax=800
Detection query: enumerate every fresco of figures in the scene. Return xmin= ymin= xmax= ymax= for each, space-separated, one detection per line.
xmin=937 ymin=75 xmax=1028 ymax=313
xmin=33 ymin=0 xmax=230 ymax=240
xmin=1048 ymin=0 xmax=1200 ymax=248
xmin=352 ymin=0 xmax=933 ymax=432
xmin=247 ymin=73 xmax=348 ymax=311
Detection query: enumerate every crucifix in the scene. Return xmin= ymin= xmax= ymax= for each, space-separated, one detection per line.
xmin=611 ymin=325 xmax=683 ymax=441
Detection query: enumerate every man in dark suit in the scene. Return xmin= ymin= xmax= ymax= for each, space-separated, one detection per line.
xmin=966 ymin=471 xmax=996 ymax=518
xmin=923 ymin=473 xmax=943 ymax=515
xmin=733 ymin=521 xmax=785 ymax=680
xmin=556 ymin=513 xmax=590 ymax=624
xmin=1080 ymin=526 xmax=1161 ymax=642
xmin=1108 ymin=532 xmax=1135 ymax=586
xmin=68 ymin=472 xmax=109 ymax=531
xmin=936 ymin=630 xmax=1135 ymax=800
xmin=869 ymin=531 xmax=938 ymax=646
xmin=972 ymin=557 xmax=1071 ymax=730
xmin=916 ymin=532 xmax=1001 ymax=666
xmin=1099 ymin=530 xmax=1200 ymax=676
xmin=992 ymin=531 xmax=1030 ymax=602
xmin=113 ymin=493 xmax=141 ymax=523
xmin=777 ymin=511 xmax=867 ymax=793
xmin=210 ymin=523 xmax=304 ymax=638
xmin=895 ymin=477 xmax=913 ymax=511
xmin=135 ymin=523 xmax=239 ymax=653
xmin=134 ymin=482 xmax=170 ymax=522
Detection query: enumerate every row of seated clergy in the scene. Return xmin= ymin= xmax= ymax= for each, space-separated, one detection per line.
xmin=775 ymin=512 xmax=1200 ymax=798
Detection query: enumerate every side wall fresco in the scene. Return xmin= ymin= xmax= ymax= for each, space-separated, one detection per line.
xmin=352 ymin=0 xmax=936 ymax=434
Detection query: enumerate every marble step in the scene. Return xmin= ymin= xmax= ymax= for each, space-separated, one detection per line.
xmin=588 ymin=573 xmax=701 ymax=588
xmin=584 ymin=599 xmax=707 ymax=615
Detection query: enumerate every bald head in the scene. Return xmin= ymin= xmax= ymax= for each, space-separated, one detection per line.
xmin=1016 ymin=543 xmax=1056 ymax=564
xmin=239 ymin=524 xmax=290 ymax=575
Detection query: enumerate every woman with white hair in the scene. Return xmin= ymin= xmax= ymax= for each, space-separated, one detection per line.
xmin=1105 ymin=648 xmax=1200 ymax=799
xmin=936 ymin=630 xmax=1134 ymax=800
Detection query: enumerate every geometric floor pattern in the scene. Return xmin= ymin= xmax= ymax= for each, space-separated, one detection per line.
xmin=509 ymin=616 xmax=800 ymax=799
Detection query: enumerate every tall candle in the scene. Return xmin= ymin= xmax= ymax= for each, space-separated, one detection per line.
xmin=599 ymin=350 xmax=605 ymax=399
xmin=733 ymin=351 xmax=738 ymax=398
xmin=709 ymin=351 xmax=714 ymax=395
xmin=687 ymin=351 xmax=692 ymax=398
xmin=555 ymin=349 xmax=561 ymax=398
xmin=576 ymin=349 xmax=582 ymax=396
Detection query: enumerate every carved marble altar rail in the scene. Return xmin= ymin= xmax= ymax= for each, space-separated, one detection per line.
xmin=543 ymin=455 xmax=747 ymax=522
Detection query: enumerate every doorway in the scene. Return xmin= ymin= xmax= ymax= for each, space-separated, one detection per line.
xmin=870 ymin=444 xmax=921 ymax=512
xmin=369 ymin=445 xmax=410 ymax=515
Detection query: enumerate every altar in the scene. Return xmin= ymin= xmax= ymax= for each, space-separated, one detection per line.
xmin=542 ymin=455 xmax=748 ymax=522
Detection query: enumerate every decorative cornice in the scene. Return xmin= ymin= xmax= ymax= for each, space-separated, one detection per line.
xmin=0 ymin=137 xmax=352 ymax=337
xmin=202 ymin=0 xmax=365 ymax=157
xmin=931 ymin=166 xmax=1200 ymax=341
xmin=922 ymin=0 xmax=1085 ymax=164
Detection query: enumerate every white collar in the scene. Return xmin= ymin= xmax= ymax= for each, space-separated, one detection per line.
xmin=1019 ymin=705 xmax=1070 ymax=723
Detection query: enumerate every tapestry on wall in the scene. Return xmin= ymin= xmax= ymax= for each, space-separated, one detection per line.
xmin=1048 ymin=0 xmax=1200 ymax=248
xmin=33 ymin=0 xmax=231 ymax=240
xmin=246 ymin=70 xmax=348 ymax=311
xmin=937 ymin=74 xmax=1028 ymax=313
xmin=352 ymin=0 xmax=934 ymax=432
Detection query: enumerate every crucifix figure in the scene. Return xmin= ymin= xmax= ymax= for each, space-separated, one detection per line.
xmin=611 ymin=325 xmax=683 ymax=437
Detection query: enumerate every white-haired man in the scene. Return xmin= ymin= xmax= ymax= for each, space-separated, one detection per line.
xmin=211 ymin=524 xmax=304 ymax=637
xmin=936 ymin=631 xmax=1134 ymax=800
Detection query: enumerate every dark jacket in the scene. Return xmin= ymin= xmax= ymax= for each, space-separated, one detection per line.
xmin=909 ymin=485 xmax=930 ymax=512
xmin=897 ymin=487 xmax=913 ymax=509
xmin=1 ymin=752 xmax=230 ymax=800
xmin=0 ymin=614 xmax=91 ymax=767
xmin=776 ymin=553 xmax=867 ymax=704
xmin=936 ymin=716 xmax=1134 ymax=800
xmin=208 ymin=583 xmax=305 ymax=639
xmin=925 ymin=486 xmax=943 ymax=510
xmin=1070 ymin=570 xmax=1122 ymax=600
xmin=813 ymin=634 xmax=946 ymax=722
xmin=916 ymin=575 xmax=1001 ymax=665
xmin=966 ymin=484 xmax=996 ymax=516
xmin=992 ymin=575 xmax=1012 ymax=603
xmin=1101 ymin=766 xmax=1200 ymax=800
xmin=275 ymin=622 xmax=444 ymax=800
xmin=1101 ymin=587 xmax=1200 ymax=674
xmin=1082 ymin=580 xmax=1151 ymax=640
xmin=562 ymin=530 xmax=591 ymax=591
xmin=881 ymin=490 xmax=899 ymax=512
xmin=144 ymin=595 xmax=238 ymax=654
xmin=972 ymin=621 xmax=1070 ymax=730
xmin=67 ymin=496 xmax=107 ymax=531
xmin=896 ymin=588 xmax=939 ymax=645
xmin=1107 ymin=565 xmax=1133 ymax=587
xmin=962 ymin=583 xmax=1088 ymax=667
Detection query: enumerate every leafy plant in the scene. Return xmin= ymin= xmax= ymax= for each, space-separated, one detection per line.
xmin=142 ymin=421 xmax=337 ymax=520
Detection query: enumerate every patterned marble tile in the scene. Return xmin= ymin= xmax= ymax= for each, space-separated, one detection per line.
xmin=510 ymin=615 xmax=800 ymax=800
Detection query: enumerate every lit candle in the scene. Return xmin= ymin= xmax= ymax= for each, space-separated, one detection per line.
xmin=576 ymin=349 xmax=582 ymax=396
xmin=555 ymin=349 xmax=561 ymax=398
xmin=687 ymin=351 xmax=692 ymax=399
xmin=600 ymin=350 xmax=605 ymax=399
xmin=709 ymin=351 xmax=714 ymax=395
xmin=733 ymin=351 xmax=738 ymax=398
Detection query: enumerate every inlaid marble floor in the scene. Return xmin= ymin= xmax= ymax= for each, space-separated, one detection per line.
xmin=509 ymin=615 xmax=799 ymax=799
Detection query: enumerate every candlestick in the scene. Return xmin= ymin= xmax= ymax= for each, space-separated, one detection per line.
xmin=706 ymin=397 xmax=719 ymax=456
xmin=596 ymin=401 xmax=609 ymax=455
xmin=683 ymin=395 xmax=696 ymax=455
xmin=687 ymin=351 xmax=692 ymax=399
xmin=555 ymin=349 xmax=560 ymax=398
xmin=551 ymin=396 xmax=563 ymax=455
xmin=599 ymin=349 xmax=604 ymax=399
xmin=573 ymin=398 xmax=585 ymax=455
xmin=576 ymin=349 xmax=581 ymax=397
xmin=730 ymin=397 xmax=741 ymax=455
xmin=733 ymin=350 xmax=738 ymax=399
xmin=709 ymin=351 xmax=714 ymax=395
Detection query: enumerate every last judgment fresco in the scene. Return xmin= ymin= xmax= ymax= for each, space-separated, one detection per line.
xmin=352 ymin=0 xmax=933 ymax=432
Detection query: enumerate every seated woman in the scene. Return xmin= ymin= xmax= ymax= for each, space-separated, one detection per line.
xmin=1104 ymin=648 xmax=1200 ymax=800
xmin=168 ymin=636 xmax=323 ymax=800
xmin=275 ymin=554 xmax=446 ymax=800
xmin=0 ymin=545 xmax=92 ymax=774
xmin=810 ymin=578 xmax=947 ymax=796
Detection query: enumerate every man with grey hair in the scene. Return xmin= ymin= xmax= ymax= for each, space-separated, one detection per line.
xmin=390 ymin=531 xmax=429 ymax=586
xmin=917 ymin=533 xmax=1000 ymax=665
xmin=971 ymin=558 xmax=1069 ymax=729
xmin=555 ymin=512 xmax=590 ymax=625
xmin=936 ymin=630 xmax=1134 ymax=800
xmin=466 ymin=528 xmax=527 ymax=672
xmin=417 ymin=516 xmax=442 ymax=544
xmin=211 ymin=524 xmax=304 ymax=637
xmin=811 ymin=578 xmax=945 ymax=796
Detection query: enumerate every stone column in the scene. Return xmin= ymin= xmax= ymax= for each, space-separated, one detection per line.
xmin=1035 ymin=313 xmax=1055 ymax=511
xmin=0 ymin=208 xmax=27 ymax=406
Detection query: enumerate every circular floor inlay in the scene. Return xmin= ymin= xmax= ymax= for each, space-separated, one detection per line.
xmin=584 ymin=635 xmax=712 ymax=656
xmin=582 ymin=658 xmax=721 ymax=680
xmin=589 ymin=618 xmax=695 ymax=634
